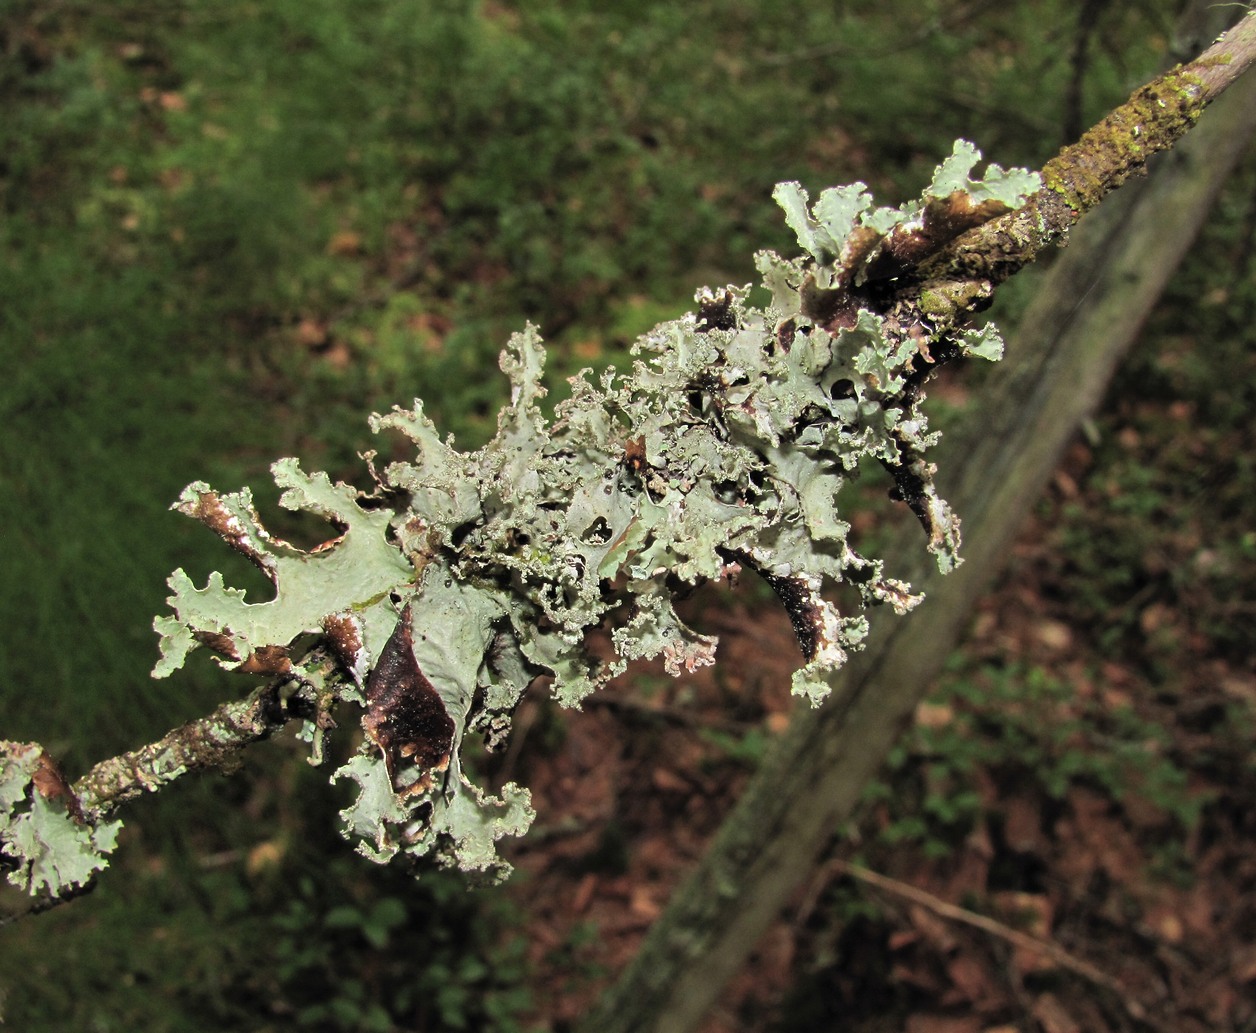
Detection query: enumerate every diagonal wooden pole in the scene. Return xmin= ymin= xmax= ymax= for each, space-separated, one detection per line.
xmin=577 ymin=16 xmax=1256 ymax=1033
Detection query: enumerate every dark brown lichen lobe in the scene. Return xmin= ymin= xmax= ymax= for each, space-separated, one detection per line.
xmin=363 ymin=606 xmax=455 ymax=795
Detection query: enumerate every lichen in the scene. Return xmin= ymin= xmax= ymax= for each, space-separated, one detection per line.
xmin=0 ymin=741 xmax=120 ymax=896
xmin=148 ymin=141 xmax=1037 ymax=881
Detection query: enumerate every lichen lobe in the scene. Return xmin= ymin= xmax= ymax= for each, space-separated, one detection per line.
xmin=363 ymin=606 xmax=455 ymax=795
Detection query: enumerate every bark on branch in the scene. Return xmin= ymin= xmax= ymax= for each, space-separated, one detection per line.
xmin=70 ymin=669 xmax=332 ymax=823
xmin=901 ymin=10 xmax=1256 ymax=320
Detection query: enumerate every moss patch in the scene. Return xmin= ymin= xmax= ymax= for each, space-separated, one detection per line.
xmin=1042 ymin=69 xmax=1207 ymax=213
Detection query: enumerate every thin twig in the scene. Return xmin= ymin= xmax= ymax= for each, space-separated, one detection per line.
xmin=828 ymin=858 xmax=1172 ymax=1033
xmin=72 ymin=658 xmax=337 ymax=821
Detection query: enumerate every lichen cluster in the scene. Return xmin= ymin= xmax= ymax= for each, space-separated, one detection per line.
xmin=2 ymin=142 xmax=1039 ymax=893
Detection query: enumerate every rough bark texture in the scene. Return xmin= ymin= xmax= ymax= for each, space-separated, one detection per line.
xmin=577 ymin=38 xmax=1256 ymax=1033
xmin=71 ymin=668 xmax=329 ymax=821
xmin=909 ymin=12 xmax=1256 ymax=311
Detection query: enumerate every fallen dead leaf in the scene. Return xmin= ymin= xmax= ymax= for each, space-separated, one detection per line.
xmin=629 ymin=885 xmax=661 ymax=920
xmin=1139 ymin=602 xmax=1175 ymax=635
xmin=916 ymin=701 xmax=955 ymax=728
xmin=889 ymin=928 xmax=922 ymax=951
xmin=246 ymin=838 xmax=286 ymax=875
xmin=651 ymin=767 xmax=691 ymax=793
xmin=991 ymin=891 xmax=1056 ymax=977
xmin=1032 ymin=991 xmax=1081 ymax=1033
xmin=908 ymin=903 xmax=960 ymax=954
xmin=327 ymin=229 xmax=362 ymax=256
xmin=1201 ymin=974 xmax=1240 ymax=1027
xmin=892 ymin=960 xmax=947 ymax=994
xmin=1143 ymin=904 xmax=1184 ymax=944
xmin=1233 ymin=945 xmax=1256 ymax=984
xmin=295 ymin=318 xmax=328 ymax=348
xmin=944 ymin=952 xmax=1002 ymax=1010
xmin=991 ymin=891 xmax=1052 ymax=936
xmin=1032 ymin=618 xmax=1073 ymax=651
xmin=1001 ymin=793 xmax=1047 ymax=854
xmin=572 ymin=872 xmax=597 ymax=914
xmin=1052 ymin=468 xmax=1079 ymax=498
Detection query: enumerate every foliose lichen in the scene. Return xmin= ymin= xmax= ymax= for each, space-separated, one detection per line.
xmin=0 ymin=741 xmax=120 ymax=896
xmin=143 ymin=141 xmax=1038 ymax=882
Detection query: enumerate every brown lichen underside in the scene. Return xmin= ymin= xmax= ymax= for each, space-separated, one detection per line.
xmin=180 ymin=490 xmax=275 ymax=575
xmin=191 ymin=630 xmax=293 ymax=675
xmin=755 ymin=567 xmax=823 ymax=662
xmin=321 ymin=612 xmax=365 ymax=670
xmin=363 ymin=606 xmax=455 ymax=795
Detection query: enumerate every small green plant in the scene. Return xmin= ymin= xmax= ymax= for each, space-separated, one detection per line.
xmin=272 ymin=868 xmax=532 ymax=1032
xmin=699 ymin=726 xmax=772 ymax=769
xmin=872 ymin=661 xmax=1204 ymax=858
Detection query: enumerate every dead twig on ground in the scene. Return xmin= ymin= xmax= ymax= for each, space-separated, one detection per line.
xmin=827 ymin=858 xmax=1173 ymax=1033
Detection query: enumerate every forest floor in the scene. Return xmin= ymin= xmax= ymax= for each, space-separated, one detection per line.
xmin=493 ymin=367 xmax=1256 ymax=1033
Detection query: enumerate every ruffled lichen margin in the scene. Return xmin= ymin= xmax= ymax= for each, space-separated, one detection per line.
xmin=3 ymin=11 xmax=1254 ymax=904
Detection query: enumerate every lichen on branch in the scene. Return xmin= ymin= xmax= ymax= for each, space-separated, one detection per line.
xmin=5 ymin=13 xmax=1255 ymax=908
xmin=117 ymin=142 xmax=1036 ymax=883
xmin=910 ymin=10 xmax=1256 ymax=293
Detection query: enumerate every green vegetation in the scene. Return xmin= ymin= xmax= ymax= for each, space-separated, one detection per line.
xmin=2 ymin=0 xmax=1233 ymax=1029
xmin=0 ymin=774 xmax=533 ymax=1030
xmin=869 ymin=660 xmax=1204 ymax=862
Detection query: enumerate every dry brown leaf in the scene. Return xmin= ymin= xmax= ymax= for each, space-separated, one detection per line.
xmin=1233 ymin=945 xmax=1256 ymax=984
xmin=1032 ymin=992 xmax=1081 ymax=1033
xmin=1001 ymin=793 xmax=1047 ymax=854
xmin=991 ymin=891 xmax=1055 ymax=976
xmin=944 ymin=953 xmax=1000 ymax=1010
xmin=295 ymin=318 xmax=328 ymax=347
xmin=572 ymin=873 xmax=598 ymax=914
xmin=629 ymin=885 xmax=661 ymax=920
xmin=327 ymin=229 xmax=363 ymax=256
xmin=892 ymin=960 xmax=947 ymax=994
xmin=650 ymin=767 xmax=691 ymax=793
xmin=909 ymin=902 xmax=961 ymax=954
xmin=916 ymin=701 xmax=955 ymax=728
xmin=1032 ymin=618 xmax=1073 ymax=651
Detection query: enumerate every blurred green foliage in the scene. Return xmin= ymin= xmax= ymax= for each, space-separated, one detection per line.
xmin=868 ymin=660 xmax=1205 ymax=864
xmin=0 ymin=0 xmax=1229 ymax=1028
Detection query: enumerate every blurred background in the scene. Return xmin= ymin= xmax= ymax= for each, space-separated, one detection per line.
xmin=1 ymin=1 xmax=1253 ymax=1030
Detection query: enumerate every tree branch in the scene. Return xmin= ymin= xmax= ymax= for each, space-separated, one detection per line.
xmin=71 ymin=665 xmax=334 ymax=823
xmin=905 ymin=8 xmax=1256 ymax=314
